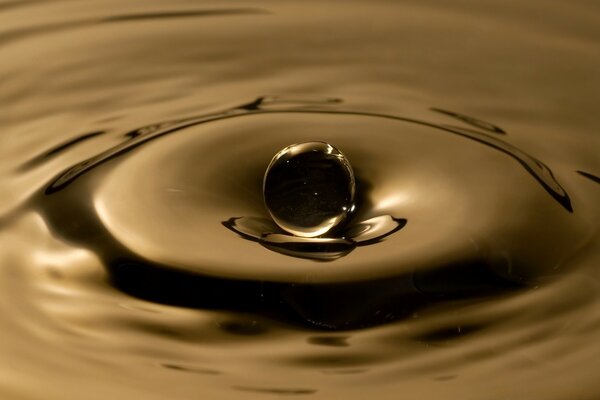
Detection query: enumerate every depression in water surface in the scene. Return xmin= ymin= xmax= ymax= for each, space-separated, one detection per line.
xmin=0 ymin=1 xmax=599 ymax=399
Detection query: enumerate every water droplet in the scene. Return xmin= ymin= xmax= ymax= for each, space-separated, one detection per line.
xmin=263 ymin=142 xmax=355 ymax=237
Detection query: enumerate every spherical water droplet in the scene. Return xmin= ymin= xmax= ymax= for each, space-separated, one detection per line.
xmin=263 ymin=142 xmax=355 ymax=237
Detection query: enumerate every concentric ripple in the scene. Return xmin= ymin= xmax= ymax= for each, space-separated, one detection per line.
xmin=30 ymin=97 xmax=591 ymax=328
xmin=1 ymin=1 xmax=600 ymax=399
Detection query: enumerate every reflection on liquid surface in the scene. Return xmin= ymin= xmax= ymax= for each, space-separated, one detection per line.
xmin=0 ymin=1 xmax=599 ymax=399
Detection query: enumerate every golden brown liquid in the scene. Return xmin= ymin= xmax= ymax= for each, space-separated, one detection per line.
xmin=0 ymin=1 xmax=599 ymax=399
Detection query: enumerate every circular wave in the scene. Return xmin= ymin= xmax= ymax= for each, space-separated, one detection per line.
xmin=33 ymin=97 xmax=590 ymax=328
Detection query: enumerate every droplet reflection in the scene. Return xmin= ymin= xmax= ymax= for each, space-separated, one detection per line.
xmin=263 ymin=142 xmax=355 ymax=237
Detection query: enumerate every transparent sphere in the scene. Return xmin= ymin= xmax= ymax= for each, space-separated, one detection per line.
xmin=263 ymin=142 xmax=356 ymax=237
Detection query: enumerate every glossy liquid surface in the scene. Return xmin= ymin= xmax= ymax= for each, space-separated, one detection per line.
xmin=0 ymin=1 xmax=599 ymax=399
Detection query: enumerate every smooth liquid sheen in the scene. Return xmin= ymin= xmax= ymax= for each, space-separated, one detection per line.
xmin=0 ymin=1 xmax=599 ymax=400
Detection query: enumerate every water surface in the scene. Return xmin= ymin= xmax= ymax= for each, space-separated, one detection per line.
xmin=0 ymin=1 xmax=599 ymax=399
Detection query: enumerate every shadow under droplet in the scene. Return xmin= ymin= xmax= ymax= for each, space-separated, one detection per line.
xmin=222 ymin=215 xmax=406 ymax=261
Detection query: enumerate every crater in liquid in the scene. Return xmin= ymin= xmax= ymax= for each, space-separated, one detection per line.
xmin=31 ymin=97 xmax=590 ymax=328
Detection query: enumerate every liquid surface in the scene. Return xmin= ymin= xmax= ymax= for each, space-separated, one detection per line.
xmin=0 ymin=1 xmax=599 ymax=399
